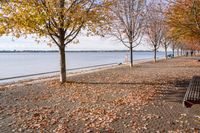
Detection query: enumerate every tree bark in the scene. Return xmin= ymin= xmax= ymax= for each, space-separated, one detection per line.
xmin=181 ymin=49 xmax=183 ymax=56
xmin=59 ymin=46 xmax=66 ymax=83
xmin=130 ymin=44 xmax=133 ymax=67
xmin=58 ymin=0 xmax=66 ymax=83
xmin=165 ymin=45 xmax=168 ymax=60
xmin=177 ymin=49 xmax=179 ymax=56
xmin=172 ymin=44 xmax=175 ymax=57
xmin=154 ymin=46 xmax=157 ymax=62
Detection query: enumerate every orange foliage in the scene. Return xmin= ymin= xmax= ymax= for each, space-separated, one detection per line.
xmin=166 ymin=0 xmax=200 ymax=50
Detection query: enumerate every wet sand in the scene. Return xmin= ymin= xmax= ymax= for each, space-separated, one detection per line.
xmin=0 ymin=57 xmax=200 ymax=132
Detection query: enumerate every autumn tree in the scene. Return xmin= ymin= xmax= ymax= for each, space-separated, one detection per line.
xmin=166 ymin=0 xmax=200 ymax=51
xmin=109 ymin=0 xmax=146 ymax=67
xmin=180 ymin=37 xmax=200 ymax=54
xmin=0 ymin=0 xmax=111 ymax=83
xmin=161 ymin=25 xmax=171 ymax=60
xmin=145 ymin=2 xmax=164 ymax=62
xmin=170 ymin=43 xmax=175 ymax=56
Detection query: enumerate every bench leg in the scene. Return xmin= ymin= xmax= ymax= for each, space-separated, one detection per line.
xmin=183 ymin=101 xmax=193 ymax=108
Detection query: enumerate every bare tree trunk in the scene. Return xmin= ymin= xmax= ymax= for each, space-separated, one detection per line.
xmin=172 ymin=44 xmax=175 ymax=57
xmin=58 ymin=0 xmax=66 ymax=83
xmin=130 ymin=44 xmax=133 ymax=67
xmin=177 ymin=49 xmax=179 ymax=56
xmin=154 ymin=46 xmax=157 ymax=62
xmin=181 ymin=48 xmax=183 ymax=56
xmin=165 ymin=45 xmax=168 ymax=60
xmin=59 ymin=46 xmax=66 ymax=83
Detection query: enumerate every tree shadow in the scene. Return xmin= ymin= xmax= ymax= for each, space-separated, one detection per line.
xmin=66 ymin=80 xmax=172 ymax=86
xmin=154 ymin=79 xmax=190 ymax=103
xmin=67 ymin=78 xmax=191 ymax=104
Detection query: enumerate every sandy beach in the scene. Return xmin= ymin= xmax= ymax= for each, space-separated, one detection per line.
xmin=0 ymin=57 xmax=200 ymax=132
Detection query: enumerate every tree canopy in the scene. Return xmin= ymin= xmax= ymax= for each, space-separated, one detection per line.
xmin=108 ymin=0 xmax=146 ymax=67
xmin=0 ymin=0 xmax=111 ymax=44
xmin=166 ymin=0 xmax=200 ymax=49
xmin=0 ymin=0 xmax=112 ymax=83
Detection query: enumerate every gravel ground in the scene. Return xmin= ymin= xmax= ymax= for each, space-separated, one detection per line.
xmin=0 ymin=57 xmax=200 ymax=132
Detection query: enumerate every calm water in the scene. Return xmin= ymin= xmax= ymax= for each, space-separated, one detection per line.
xmin=0 ymin=51 xmax=170 ymax=81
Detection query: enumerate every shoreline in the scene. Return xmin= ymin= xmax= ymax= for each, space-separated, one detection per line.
xmin=0 ymin=63 xmax=124 ymax=87
xmin=0 ymin=57 xmax=158 ymax=87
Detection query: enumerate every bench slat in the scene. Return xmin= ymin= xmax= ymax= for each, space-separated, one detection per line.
xmin=183 ymin=76 xmax=200 ymax=108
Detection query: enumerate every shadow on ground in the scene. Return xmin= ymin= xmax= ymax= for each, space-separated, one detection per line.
xmin=66 ymin=78 xmax=190 ymax=105
xmin=154 ymin=79 xmax=190 ymax=104
xmin=66 ymin=80 xmax=173 ymax=86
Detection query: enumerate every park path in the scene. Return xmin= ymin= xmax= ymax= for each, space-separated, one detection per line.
xmin=0 ymin=57 xmax=200 ymax=132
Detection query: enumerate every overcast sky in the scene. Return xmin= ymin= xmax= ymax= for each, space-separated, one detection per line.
xmin=0 ymin=35 xmax=165 ymax=51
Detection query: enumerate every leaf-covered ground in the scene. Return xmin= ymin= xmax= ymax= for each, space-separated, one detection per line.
xmin=0 ymin=57 xmax=200 ymax=132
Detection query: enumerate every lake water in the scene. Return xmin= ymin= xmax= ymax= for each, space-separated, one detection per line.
xmin=0 ymin=51 xmax=171 ymax=83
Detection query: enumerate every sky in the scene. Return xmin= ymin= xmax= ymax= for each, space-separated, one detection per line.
xmin=0 ymin=35 xmax=164 ymax=51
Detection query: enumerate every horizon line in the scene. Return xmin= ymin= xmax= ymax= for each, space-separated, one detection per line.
xmin=0 ymin=50 xmax=158 ymax=52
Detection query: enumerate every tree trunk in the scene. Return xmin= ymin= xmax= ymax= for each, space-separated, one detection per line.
xmin=165 ymin=45 xmax=167 ymax=60
xmin=58 ymin=0 xmax=66 ymax=83
xmin=130 ymin=46 xmax=133 ymax=67
xmin=59 ymin=46 xmax=66 ymax=83
xmin=177 ymin=49 xmax=179 ymax=56
xmin=154 ymin=47 xmax=157 ymax=62
xmin=172 ymin=45 xmax=175 ymax=57
xmin=181 ymin=49 xmax=183 ymax=56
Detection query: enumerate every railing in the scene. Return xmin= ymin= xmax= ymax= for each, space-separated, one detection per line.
xmin=0 ymin=62 xmax=119 ymax=81
xmin=0 ymin=57 xmax=162 ymax=83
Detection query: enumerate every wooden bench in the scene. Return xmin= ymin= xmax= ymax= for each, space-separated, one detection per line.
xmin=183 ymin=76 xmax=200 ymax=108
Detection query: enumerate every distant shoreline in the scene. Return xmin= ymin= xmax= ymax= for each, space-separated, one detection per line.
xmin=0 ymin=50 xmax=155 ymax=53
